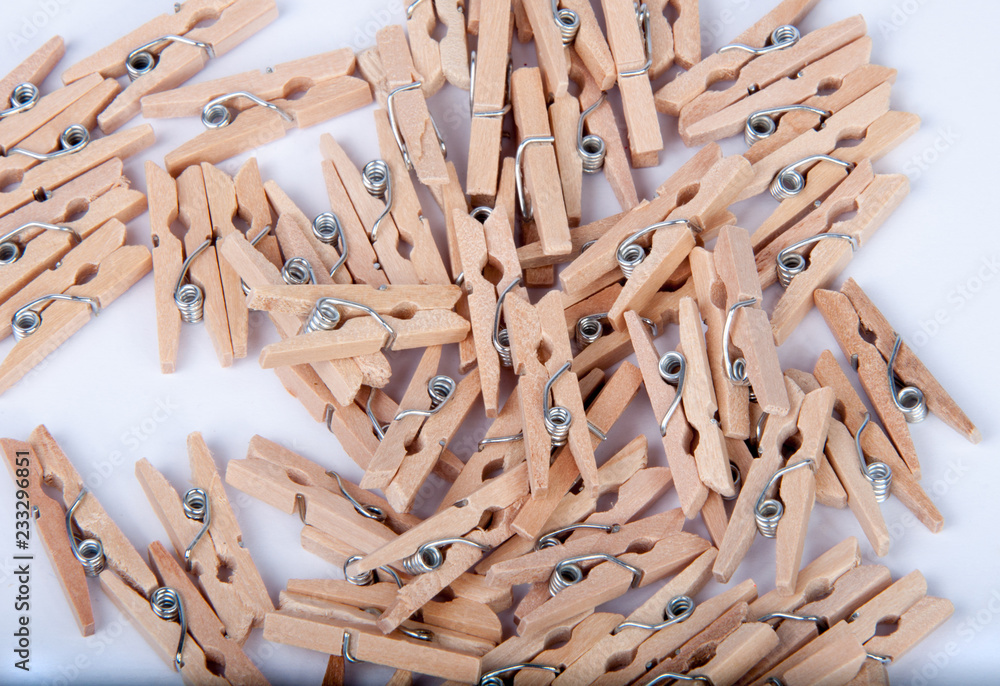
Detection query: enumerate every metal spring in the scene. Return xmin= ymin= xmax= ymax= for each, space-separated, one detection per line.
xmin=755 ymin=459 xmax=815 ymax=538
xmin=366 ymin=387 xmax=390 ymax=441
xmin=619 ymin=2 xmax=652 ymax=78
xmin=724 ymin=462 xmax=742 ymax=501
xmin=343 ymin=555 xmax=377 ymax=586
xmin=723 ymin=298 xmax=756 ymax=386
xmin=613 ymin=594 xmax=695 ymax=634
xmin=548 ymin=553 xmax=642 ymax=596
xmin=311 ymin=211 xmax=349 ymax=279
xmin=303 ymin=298 xmax=342 ymax=334
xmin=776 ymin=233 xmax=858 ymax=287
xmin=479 ymin=664 xmax=562 ymax=686
xmin=174 ymin=239 xmax=212 ymax=323
xmin=282 ymin=257 xmax=316 ymax=285
xmin=240 ymin=225 xmax=272 ymax=295
xmin=1 ymin=82 xmax=40 ymax=119
xmin=181 ymin=488 xmax=211 ymax=569
xmin=12 ymin=294 xmax=99 ymax=341
xmin=469 ymin=51 xmax=513 ymax=119
xmin=575 ymin=313 xmax=608 ymax=348
xmin=401 ymin=538 xmax=489 ymax=576
xmin=493 ymin=277 xmax=521 ymax=367
xmin=126 ymin=35 xmax=214 ymax=81
xmin=770 ymin=155 xmax=855 ymax=201
xmin=0 ymin=222 xmax=81 ymax=266
xmin=471 ymin=206 xmax=493 ymax=223
xmin=646 ymin=673 xmax=715 ymax=686
xmin=753 ymin=412 xmax=768 ymax=456
xmin=6 ymin=124 xmax=89 ymax=161
xmin=387 ymin=81 xmax=446 ymax=170
xmin=319 ymin=297 xmax=397 ymax=350
xmin=65 ymin=490 xmax=105 ymax=576
xmin=658 ymin=350 xmax=686 ymax=436
xmin=552 ymin=1 xmax=580 ymax=45
xmin=544 ymin=362 xmax=574 ymax=448
xmin=149 ymin=586 xmax=187 ymax=670
xmin=578 ymin=93 xmax=607 ymax=173
xmin=328 ymin=471 xmax=386 ymax=521
xmin=516 ymin=136 xmax=555 ymax=221
xmin=362 ymin=160 xmax=393 ymax=243
xmin=744 ymin=105 xmax=830 ymax=147
xmin=719 ymin=24 xmax=800 ymax=55
xmin=394 ymin=375 xmax=458 ymax=421
xmin=855 ymin=413 xmax=892 ymax=503
xmin=758 ymin=611 xmax=826 ymax=631
xmin=200 ymin=91 xmax=291 ymax=129
xmin=888 ymin=335 xmax=927 ymax=423
xmin=616 ymin=219 xmax=696 ymax=278
xmin=536 ymin=523 xmax=620 ymax=550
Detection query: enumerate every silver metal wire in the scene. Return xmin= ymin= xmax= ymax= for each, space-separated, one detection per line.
xmin=724 ymin=462 xmax=742 ymax=501
xmin=516 ymin=136 xmax=555 ymax=221
xmin=492 ymin=277 xmax=521 ymax=367
xmin=362 ymin=159 xmax=393 ymax=243
xmin=1 ymin=82 xmax=39 ymax=119
xmin=616 ymin=219 xmax=696 ymax=278
xmin=548 ymin=553 xmax=642 ymax=596
xmin=65 ymin=489 xmax=105 ymax=576
xmin=618 ymin=3 xmax=652 ymax=78
xmin=303 ymin=298 xmax=342 ymax=334
xmin=394 ymin=375 xmax=458 ymax=420
xmin=658 ymin=350 xmax=686 ymax=436
xmin=181 ymin=488 xmax=211 ymax=570
xmin=173 ymin=239 xmax=212 ymax=323
xmin=342 ymin=631 xmax=359 ymax=663
xmin=149 ymin=587 xmax=187 ymax=670
xmin=647 ymin=673 xmax=715 ymax=686
xmin=469 ymin=51 xmax=513 ymax=119
xmin=471 ymin=206 xmax=493 ymax=223
xmin=328 ymin=471 xmax=386 ymax=521
xmin=315 ymin=297 xmax=398 ymax=350
xmin=200 ymin=91 xmax=292 ymax=129
xmin=744 ymin=105 xmax=830 ymax=147
xmin=0 ymin=222 xmax=81 ymax=266
xmin=753 ymin=412 xmax=769 ymax=456
xmin=479 ymin=664 xmax=562 ymax=686
xmin=5 ymin=124 xmax=89 ymax=161
xmin=281 ymin=256 xmax=316 ymax=285
xmin=758 ymin=611 xmax=826 ymax=631
xmin=755 ymin=459 xmax=816 ymax=538
xmin=855 ymin=412 xmax=892 ymax=503
xmin=405 ymin=0 xmax=428 ymax=17
xmin=367 ymin=387 xmax=390 ymax=441
xmin=401 ymin=538 xmax=489 ymax=576
xmin=575 ymin=312 xmax=657 ymax=350
xmin=867 ymin=653 xmax=892 ymax=665
xmin=723 ymin=298 xmax=755 ymax=386
xmin=125 ymin=35 xmax=214 ymax=81
xmin=240 ymin=224 xmax=271 ymax=295
xmin=613 ymin=594 xmax=695 ymax=634
xmin=770 ymin=155 xmax=855 ymax=201
xmin=776 ymin=233 xmax=858 ymax=287
xmin=311 ymin=212 xmax=349 ymax=279
xmin=478 ymin=432 xmax=524 ymax=451
xmin=387 ymin=81 xmax=446 ymax=170
xmin=552 ymin=0 xmax=581 ymax=44
xmin=536 ymin=523 xmax=620 ymax=550
xmin=343 ymin=554 xmax=376 ymax=586
xmin=577 ymin=93 xmax=607 ymax=173
xmin=12 ymin=294 xmax=99 ymax=341
xmin=544 ymin=362 xmax=574 ymax=448
xmin=888 ymin=335 xmax=927 ymax=423
xmin=719 ymin=24 xmax=800 ymax=55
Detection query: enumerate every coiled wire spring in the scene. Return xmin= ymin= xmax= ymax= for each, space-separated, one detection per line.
xmin=723 ymin=298 xmax=755 ymax=387
xmin=312 ymin=212 xmax=348 ymax=278
xmin=240 ymin=225 xmax=271 ymax=295
xmin=12 ymin=294 xmax=99 ymax=341
xmin=616 ymin=219 xmax=696 ymax=278
xmin=658 ymin=350 xmax=686 ymax=436
xmin=181 ymin=488 xmax=211 ymax=570
xmin=125 ymin=35 xmax=214 ymax=81
xmin=0 ymin=222 xmax=81 ymax=266
xmin=6 ymin=124 xmax=89 ymax=161
xmin=719 ymin=24 xmax=800 ymax=56
xmin=548 ymin=553 xmax=642 ymax=596
xmin=646 ymin=674 xmax=714 ymax=686
xmin=613 ymin=595 xmax=695 ymax=634
xmin=755 ymin=459 xmax=816 ymax=538
xmin=65 ymin=489 xmax=105 ymax=576
xmin=281 ymin=256 xmax=317 ymax=285
xmin=479 ymin=664 xmax=562 ymax=686
xmin=394 ymin=375 xmax=458 ymax=421
xmin=888 ymin=335 xmax=927 ymax=423
xmin=745 ymin=105 xmax=830 ymax=147
xmin=776 ymin=233 xmax=858 ymax=287
xmin=149 ymin=587 xmax=187 ymax=670
xmin=535 ymin=523 xmax=620 ymax=550
xmin=343 ymin=554 xmax=403 ymax=588
xmin=1 ymin=82 xmax=39 ymax=119
xmin=855 ymin=413 xmax=892 ymax=502
xmin=492 ymin=277 xmax=521 ymax=367
xmin=551 ymin=0 xmax=580 ymax=45
xmin=362 ymin=159 xmax=393 ymax=243
xmin=329 ymin=471 xmax=386 ymax=521
xmin=303 ymin=298 xmax=341 ymax=334
xmin=543 ymin=363 xmax=574 ymax=448
xmin=401 ymin=538 xmax=489 ymax=576
xmin=174 ymin=239 xmax=213 ymax=323
xmin=200 ymin=91 xmax=291 ymax=129
xmin=770 ymin=155 xmax=855 ymax=201
xmin=576 ymin=312 xmax=656 ymax=350
xmin=578 ymin=93 xmax=607 ymax=173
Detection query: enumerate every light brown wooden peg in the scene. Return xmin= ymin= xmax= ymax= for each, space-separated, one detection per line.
xmin=714 ymin=224 xmax=789 ymax=415
xmin=863 ymin=594 xmax=953 ymax=663
xmin=648 ymin=0 xmax=700 ymax=75
xmin=0 ymin=35 xmax=63 ymax=100
xmin=0 ymin=72 xmax=102 ymax=155
xmin=601 ymin=0 xmax=663 ymax=167
xmin=655 ymin=0 xmax=821 ymax=116
xmin=625 ymin=309 xmax=708 ymax=517
xmin=782 ymin=630 xmax=867 ymax=686
xmin=549 ymin=94 xmax=583 ymax=227
xmin=697 ymin=622 xmax=781 ymax=686
xmin=146 ymin=161 xmax=183 ymax=373
xmin=407 ymin=0 xmax=445 ymax=95
xmin=1 ymin=439 xmax=94 ymax=636
xmin=246 ymin=284 xmax=460 ymax=318
xmin=434 ymin=0 xmax=470 ymax=89
xmin=515 ymin=613 xmax=624 ymax=686
xmin=784 ymin=369 xmax=848 ymax=510
xmin=467 ymin=0 xmax=512 ymax=201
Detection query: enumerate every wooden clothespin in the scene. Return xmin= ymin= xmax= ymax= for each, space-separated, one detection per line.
xmin=413 ymin=0 xmax=470 ymax=93
xmin=511 ymin=66 xmax=572 ymax=257
xmin=467 ymin=0 xmax=512 ymax=202
xmin=245 ymin=283 xmax=462 ymax=318
xmin=647 ymin=0 xmax=700 ymax=77
xmin=0 ymin=35 xmax=63 ymax=110
xmin=521 ymin=0 xmax=570 ymax=99
xmin=0 ymin=238 xmax=149 ymax=395
xmin=601 ymin=0 xmax=662 ymax=167
xmin=375 ymin=24 xmax=448 ymax=186
xmin=0 ymin=161 xmax=145 ymax=309
xmin=643 ymin=619 xmax=780 ymax=686
xmin=562 ymin=0 xmax=616 ymax=89
xmin=713 ymin=224 xmax=790 ymax=415
xmin=135 ymin=432 xmax=273 ymax=643
xmin=61 ymin=0 xmax=278 ymax=133
xmin=676 ymin=15 xmax=867 ymax=145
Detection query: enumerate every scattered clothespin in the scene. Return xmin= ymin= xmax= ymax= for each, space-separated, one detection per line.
xmin=61 ymin=0 xmax=278 ymax=133
xmin=0 ymin=35 xmax=63 ymax=112
xmin=561 ymin=0 xmax=616 ymax=89
xmin=647 ymin=0 xmax=700 ymax=76
xmin=134 ymin=432 xmax=273 ymax=643
xmin=521 ymin=0 xmax=570 ymax=99
xmin=602 ymin=0 xmax=663 ymax=167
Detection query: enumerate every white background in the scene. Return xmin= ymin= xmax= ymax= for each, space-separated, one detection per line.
xmin=1 ymin=0 xmax=998 ymax=684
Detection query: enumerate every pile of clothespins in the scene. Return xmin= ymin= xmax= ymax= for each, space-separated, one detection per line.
xmin=0 ymin=0 xmax=984 ymax=684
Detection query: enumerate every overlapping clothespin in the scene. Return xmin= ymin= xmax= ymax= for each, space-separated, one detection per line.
xmin=0 ymin=37 xmax=71 ymax=154
xmin=60 ymin=0 xmax=278 ymax=133
xmin=407 ymin=0 xmax=470 ymax=95
xmin=4 ymin=426 xmax=242 ymax=682
xmin=647 ymin=0 xmax=700 ymax=76
xmin=134 ymin=432 xmax=273 ymax=643
xmin=521 ymin=0 xmax=570 ymax=99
